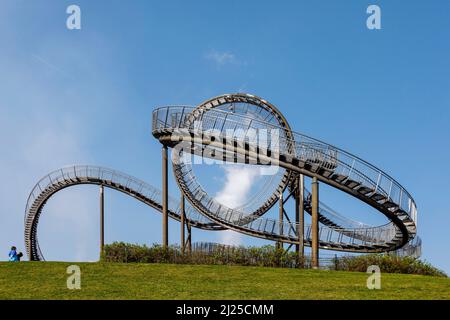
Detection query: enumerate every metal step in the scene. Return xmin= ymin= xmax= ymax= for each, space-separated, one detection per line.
xmin=344 ymin=179 xmax=361 ymax=189
xmin=331 ymin=174 xmax=348 ymax=183
xmin=382 ymin=200 xmax=399 ymax=210
xmin=356 ymin=185 xmax=373 ymax=195
xmin=370 ymin=193 xmax=387 ymax=202
xmin=318 ymin=167 xmax=334 ymax=178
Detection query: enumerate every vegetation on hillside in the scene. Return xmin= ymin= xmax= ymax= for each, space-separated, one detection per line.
xmin=103 ymin=242 xmax=447 ymax=277
xmin=335 ymin=254 xmax=447 ymax=277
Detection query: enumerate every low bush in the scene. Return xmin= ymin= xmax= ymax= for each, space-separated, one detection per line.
xmin=103 ymin=242 xmax=304 ymax=267
xmin=335 ymin=254 xmax=447 ymax=277
xmin=103 ymin=242 xmax=447 ymax=277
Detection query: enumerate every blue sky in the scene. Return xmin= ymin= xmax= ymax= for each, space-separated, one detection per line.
xmin=1 ymin=0 xmax=450 ymax=273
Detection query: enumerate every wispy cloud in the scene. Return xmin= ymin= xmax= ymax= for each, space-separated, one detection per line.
xmin=205 ymin=50 xmax=235 ymax=65
xmin=31 ymin=53 xmax=72 ymax=79
xmin=205 ymin=49 xmax=238 ymax=68
xmin=237 ymin=82 xmax=248 ymax=93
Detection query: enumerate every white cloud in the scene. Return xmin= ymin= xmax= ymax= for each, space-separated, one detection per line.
xmin=215 ymin=165 xmax=261 ymax=208
xmin=205 ymin=50 xmax=237 ymax=67
xmin=214 ymin=164 xmax=261 ymax=246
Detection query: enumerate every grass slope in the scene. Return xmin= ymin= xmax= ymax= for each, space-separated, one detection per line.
xmin=0 ymin=262 xmax=449 ymax=300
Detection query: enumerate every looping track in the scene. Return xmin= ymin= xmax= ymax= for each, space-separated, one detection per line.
xmin=24 ymin=93 xmax=420 ymax=260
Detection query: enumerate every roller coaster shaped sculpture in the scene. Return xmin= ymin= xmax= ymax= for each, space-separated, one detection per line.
xmin=24 ymin=93 xmax=421 ymax=261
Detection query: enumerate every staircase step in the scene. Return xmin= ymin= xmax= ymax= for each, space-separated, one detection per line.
xmin=318 ymin=168 xmax=334 ymax=178
xmin=304 ymin=162 xmax=319 ymax=173
xmin=344 ymin=179 xmax=361 ymax=189
xmin=356 ymin=185 xmax=373 ymax=195
xmin=331 ymin=174 xmax=348 ymax=183
xmin=370 ymin=193 xmax=387 ymax=202
xmin=296 ymin=159 xmax=306 ymax=168
xmin=373 ymin=244 xmax=389 ymax=248
xmin=382 ymin=200 xmax=399 ymax=209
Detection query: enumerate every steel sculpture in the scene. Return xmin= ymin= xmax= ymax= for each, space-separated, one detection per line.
xmin=24 ymin=93 xmax=421 ymax=263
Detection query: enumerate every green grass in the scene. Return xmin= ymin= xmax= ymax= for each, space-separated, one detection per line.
xmin=1 ymin=262 xmax=449 ymax=300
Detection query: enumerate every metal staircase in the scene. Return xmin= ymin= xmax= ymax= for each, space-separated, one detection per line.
xmin=152 ymin=94 xmax=418 ymax=253
xmin=24 ymin=93 xmax=421 ymax=260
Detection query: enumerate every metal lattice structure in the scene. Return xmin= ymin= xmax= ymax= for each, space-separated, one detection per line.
xmin=24 ymin=93 xmax=421 ymax=261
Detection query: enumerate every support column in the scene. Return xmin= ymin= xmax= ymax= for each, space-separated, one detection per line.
xmin=187 ymin=223 xmax=192 ymax=254
xmin=180 ymin=192 xmax=185 ymax=254
xmin=100 ymin=185 xmax=105 ymax=258
xmin=311 ymin=177 xmax=319 ymax=269
xmin=296 ymin=174 xmax=305 ymax=265
xmin=278 ymin=193 xmax=284 ymax=250
xmin=162 ymin=145 xmax=169 ymax=248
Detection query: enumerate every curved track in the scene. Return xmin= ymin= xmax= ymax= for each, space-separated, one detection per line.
xmin=25 ymin=93 xmax=420 ymax=260
xmin=24 ymin=166 xmax=221 ymax=261
xmin=153 ymin=94 xmax=418 ymax=252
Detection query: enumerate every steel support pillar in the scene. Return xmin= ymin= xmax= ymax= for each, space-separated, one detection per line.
xmin=278 ymin=193 xmax=284 ymax=250
xmin=180 ymin=192 xmax=186 ymax=254
xmin=100 ymin=185 xmax=104 ymax=258
xmin=311 ymin=177 xmax=319 ymax=269
xmin=187 ymin=223 xmax=192 ymax=254
xmin=162 ymin=145 xmax=169 ymax=248
xmin=296 ymin=174 xmax=305 ymax=265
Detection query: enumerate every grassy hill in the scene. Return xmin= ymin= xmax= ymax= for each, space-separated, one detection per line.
xmin=0 ymin=262 xmax=449 ymax=299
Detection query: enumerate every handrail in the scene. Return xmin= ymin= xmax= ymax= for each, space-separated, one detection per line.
xmin=24 ymin=165 xmax=223 ymax=260
xmin=25 ymin=95 xmax=420 ymax=261
xmin=154 ymin=105 xmax=416 ymax=210
xmin=153 ymin=106 xmax=417 ymax=225
xmin=152 ymin=100 xmax=418 ymax=253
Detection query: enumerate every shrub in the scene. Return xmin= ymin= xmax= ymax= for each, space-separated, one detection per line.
xmin=335 ymin=254 xmax=447 ymax=277
xmin=103 ymin=242 xmax=447 ymax=277
xmin=103 ymin=242 xmax=301 ymax=267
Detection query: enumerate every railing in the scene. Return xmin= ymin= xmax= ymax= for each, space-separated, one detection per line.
xmin=152 ymin=106 xmax=418 ymax=250
xmin=25 ymin=165 xmax=217 ymax=227
xmin=24 ymin=165 xmax=224 ymax=259
xmin=191 ymin=242 xmax=347 ymax=269
xmin=394 ymin=236 xmax=422 ymax=257
xmin=26 ymin=100 xmax=419 ymax=258
xmin=153 ymin=106 xmax=417 ymax=227
xmin=175 ymin=160 xmax=398 ymax=248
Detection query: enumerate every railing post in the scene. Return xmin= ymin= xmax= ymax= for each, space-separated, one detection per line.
xmin=179 ymin=107 xmax=185 ymax=128
xmin=311 ymin=177 xmax=319 ymax=269
xmin=296 ymin=174 xmax=305 ymax=266
xmin=162 ymin=145 xmax=169 ymax=248
xmin=375 ymin=172 xmax=381 ymax=193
